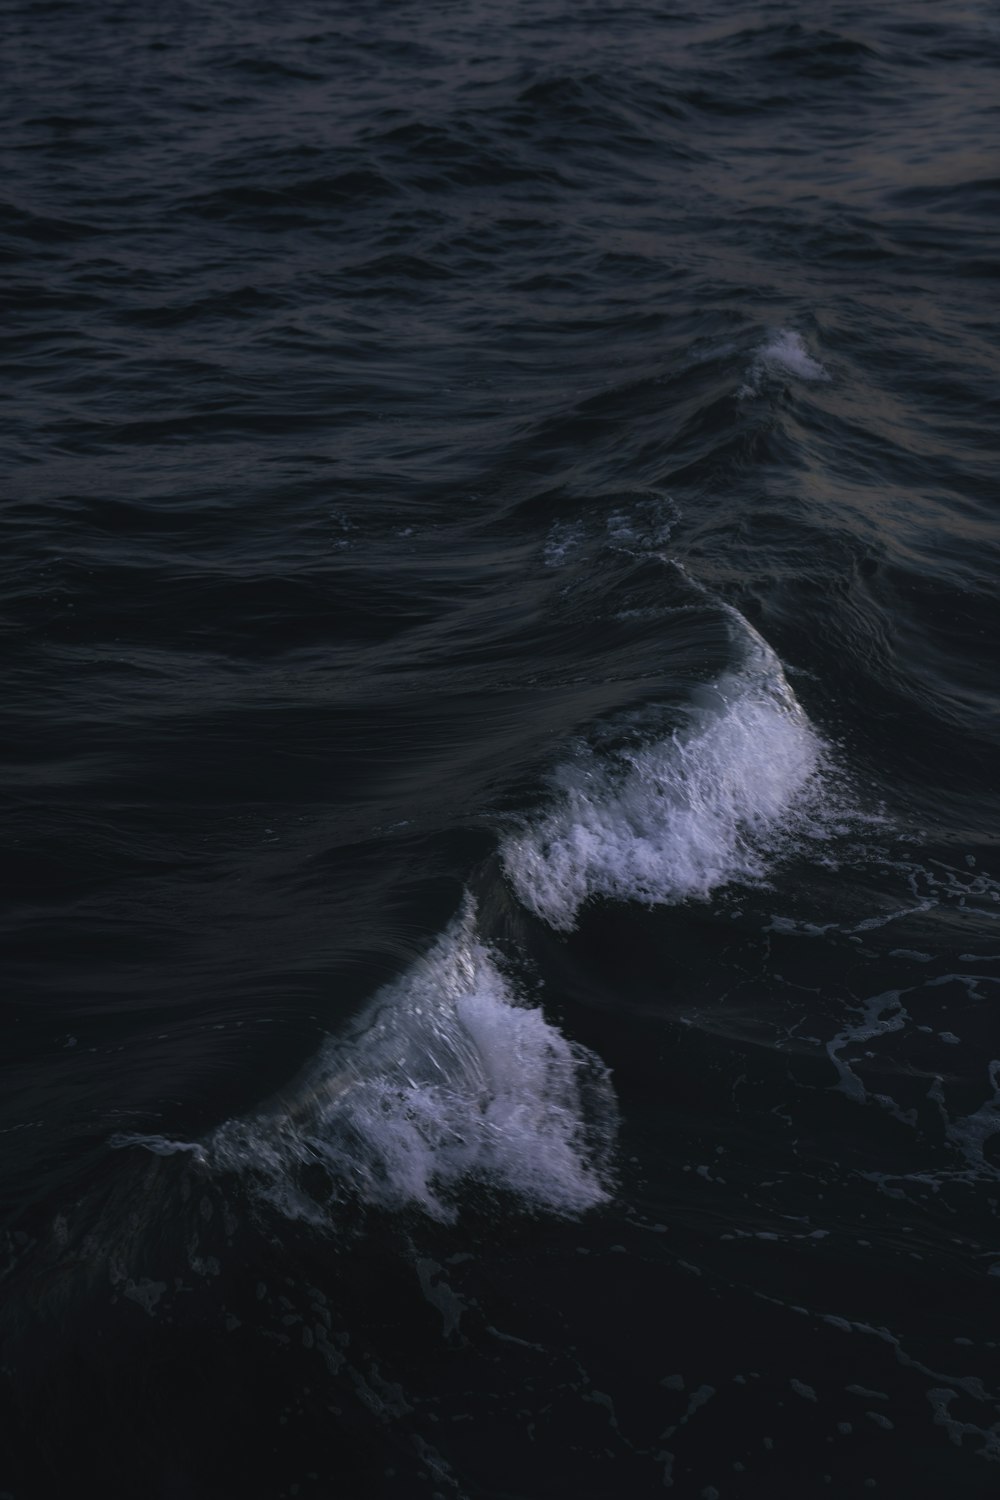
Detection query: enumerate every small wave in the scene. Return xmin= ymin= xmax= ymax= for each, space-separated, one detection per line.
xmin=143 ymin=902 xmax=616 ymax=1225
xmin=739 ymin=328 xmax=830 ymax=396
xmin=502 ymin=607 xmax=832 ymax=931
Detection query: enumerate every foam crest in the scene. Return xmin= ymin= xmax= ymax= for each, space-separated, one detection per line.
xmin=502 ymin=609 xmax=828 ymax=930
xmin=200 ymin=902 xmax=616 ymax=1224
xmin=739 ymin=328 xmax=829 ymax=396
xmin=543 ymin=491 xmax=677 ymax=568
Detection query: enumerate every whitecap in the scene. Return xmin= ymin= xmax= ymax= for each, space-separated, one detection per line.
xmin=185 ymin=901 xmax=617 ymax=1225
xmin=501 ymin=608 xmax=831 ymax=931
xmin=739 ymin=328 xmax=830 ymax=396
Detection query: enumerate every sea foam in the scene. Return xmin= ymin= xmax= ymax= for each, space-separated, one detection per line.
xmin=194 ymin=901 xmax=616 ymax=1224
xmin=502 ymin=608 xmax=828 ymax=930
xmin=739 ymin=328 xmax=830 ymax=396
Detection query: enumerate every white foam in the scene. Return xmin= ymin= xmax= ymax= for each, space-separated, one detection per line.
xmin=502 ymin=609 xmax=829 ymax=930
xmin=938 ymin=1060 xmax=1000 ymax=1176
xmin=109 ymin=1133 xmax=206 ymax=1159
xmin=200 ymin=901 xmax=616 ymax=1224
xmin=739 ymin=329 xmax=829 ymax=396
xmin=543 ymin=492 xmax=677 ymax=568
xmin=543 ymin=519 xmax=585 ymax=568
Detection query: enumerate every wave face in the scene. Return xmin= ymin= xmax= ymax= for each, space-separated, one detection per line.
xmin=502 ymin=609 xmax=828 ymax=930
xmin=204 ymin=902 xmax=616 ymax=1224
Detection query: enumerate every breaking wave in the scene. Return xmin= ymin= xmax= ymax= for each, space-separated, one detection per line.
xmin=118 ymin=901 xmax=617 ymax=1225
xmin=739 ymin=327 xmax=830 ymax=396
xmin=502 ymin=607 xmax=835 ymax=931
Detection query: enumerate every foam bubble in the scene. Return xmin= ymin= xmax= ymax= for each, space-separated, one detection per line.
xmin=198 ymin=902 xmax=616 ymax=1224
xmin=501 ymin=609 xmax=830 ymax=930
xmin=739 ymin=329 xmax=829 ymax=396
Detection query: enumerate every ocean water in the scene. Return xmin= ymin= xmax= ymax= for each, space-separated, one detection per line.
xmin=3 ymin=0 xmax=999 ymax=1495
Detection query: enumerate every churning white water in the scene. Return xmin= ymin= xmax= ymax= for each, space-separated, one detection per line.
xmin=739 ymin=327 xmax=830 ymax=396
xmin=170 ymin=901 xmax=618 ymax=1224
xmin=502 ymin=607 xmax=830 ymax=930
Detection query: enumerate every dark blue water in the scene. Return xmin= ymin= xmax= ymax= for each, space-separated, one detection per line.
xmin=4 ymin=1 xmax=1000 ymax=1495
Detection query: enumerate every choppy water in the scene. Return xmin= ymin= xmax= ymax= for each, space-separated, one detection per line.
xmin=3 ymin=1 xmax=1000 ymax=1495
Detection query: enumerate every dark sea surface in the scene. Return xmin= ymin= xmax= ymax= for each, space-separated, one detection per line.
xmin=3 ymin=0 xmax=1000 ymax=1494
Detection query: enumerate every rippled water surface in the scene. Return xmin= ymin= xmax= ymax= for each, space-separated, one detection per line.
xmin=3 ymin=1 xmax=1000 ymax=1495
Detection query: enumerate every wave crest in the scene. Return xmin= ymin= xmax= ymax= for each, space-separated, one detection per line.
xmin=739 ymin=328 xmax=830 ymax=396
xmin=183 ymin=902 xmax=618 ymax=1224
xmin=502 ymin=608 xmax=830 ymax=930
